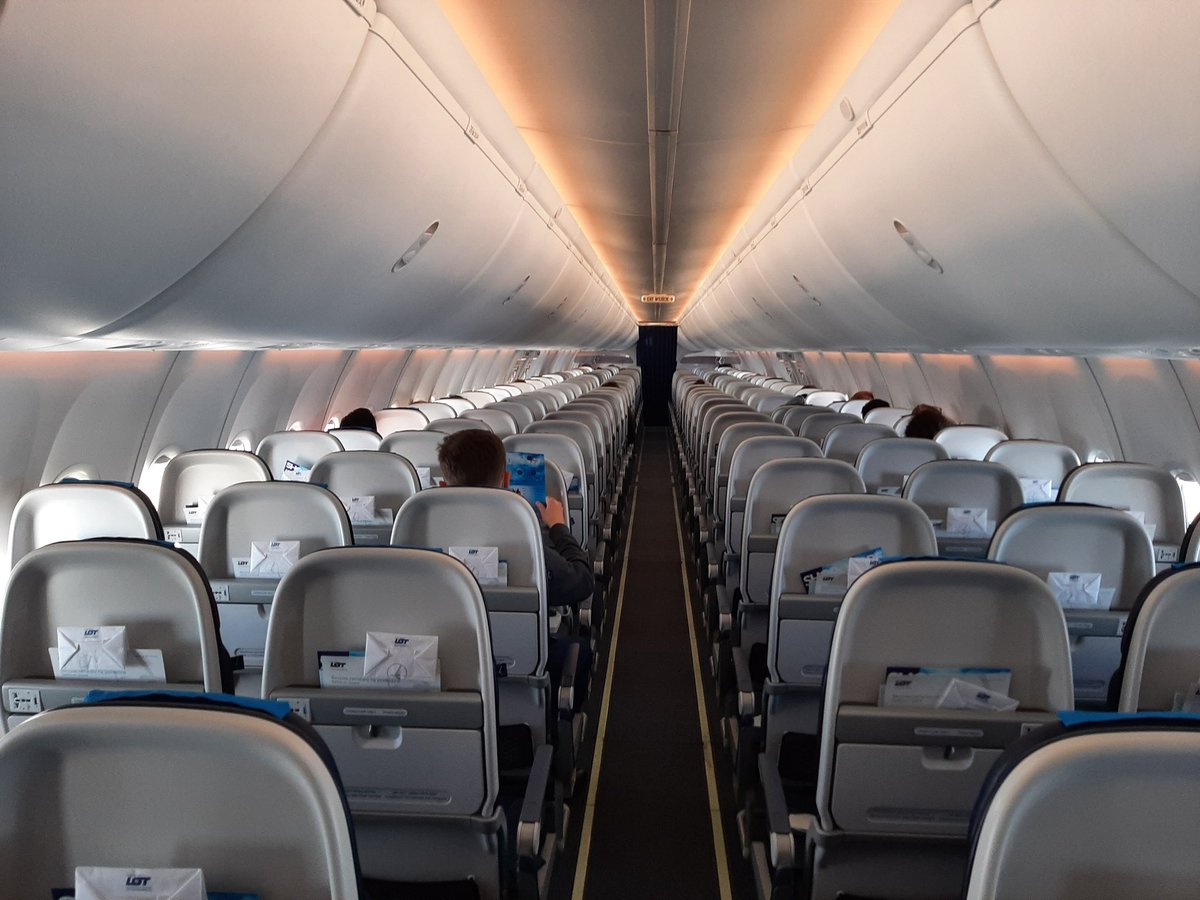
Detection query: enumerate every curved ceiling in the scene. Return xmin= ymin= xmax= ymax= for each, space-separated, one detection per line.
xmin=436 ymin=0 xmax=901 ymax=324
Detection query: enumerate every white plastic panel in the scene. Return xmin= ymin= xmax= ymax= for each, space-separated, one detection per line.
xmin=871 ymin=353 xmax=934 ymax=410
xmin=979 ymin=0 xmax=1200 ymax=299
xmin=740 ymin=202 xmax=926 ymax=348
xmin=30 ymin=354 xmax=176 ymax=488
xmin=801 ymin=352 xmax=856 ymax=391
xmin=395 ymin=349 xmax=451 ymax=405
xmin=914 ymin=354 xmax=1005 ymax=428
xmin=1089 ymin=358 xmax=1200 ymax=477
xmin=135 ymin=352 xmax=257 ymax=476
xmin=222 ymin=351 xmax=350 ymax=445
xmin=981 ymin=355 xmax=1119 ymax=462
xmin=429 ymin=349 xmax=481 ymax=400
xmin=842 ymin=353 xmax=890 ymax=399
xmin=802 ymin=23 xmax=1200 ymax=352
xmin=325 ymin=350 xmax=412 ymax=419
xmin=0 ymin=0 xmax=368 ymax=335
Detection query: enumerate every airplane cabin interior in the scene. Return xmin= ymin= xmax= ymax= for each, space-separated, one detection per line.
xmin=0 ymin=1 xmax=1198 ymax=898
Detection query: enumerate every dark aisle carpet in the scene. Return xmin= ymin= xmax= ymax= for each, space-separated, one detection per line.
xmin=582 ymin=428 xmax=722 ymax=900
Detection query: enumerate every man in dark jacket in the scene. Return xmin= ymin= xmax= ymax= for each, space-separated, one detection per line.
xmin=437 ymin=429 xmax=594 ymax=709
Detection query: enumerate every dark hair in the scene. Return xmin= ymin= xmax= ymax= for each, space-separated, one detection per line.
xmin=861 ymin=398 xmax=890 ymax=416
xmin=849 ymin=390 xmax=875 ymax=401
xmin=905 ymin=404 xmax=955 ymax=440
xmin=438 ymin=429 xmax=506 ymax=487
xmin=339 ymin=407 xmax=376 ymax=431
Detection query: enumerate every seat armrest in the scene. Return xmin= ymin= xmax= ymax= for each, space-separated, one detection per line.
xmin=758 ymin=753 xmax=796 ymax=871
xmin=704 ymin=540 xmax=723 ymax=582
xmin=556 ymin=641 xmax=580 ymax=719
xmin=714 ymin=583 xmax=734 ymax=636
xmin=516 ymin=743 xmax=555 ymax=860
xmin=732 ymin=645 xmax=757 ymax=718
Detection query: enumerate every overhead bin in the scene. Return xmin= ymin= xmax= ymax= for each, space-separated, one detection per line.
xmin=0 ymin=0 xmax=370 ymax=337
xmin=684 ymin=3 xmax=1200 ymax=353
xmin=79 ymin=12 xmax=629 ymax=348
xmin=978 ymin=0 xmax=1200 ymax=300
xmin=804 ymin=21 xmax=1200 ymax=352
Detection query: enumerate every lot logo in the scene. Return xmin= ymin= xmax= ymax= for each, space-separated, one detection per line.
xmin=393 ymin=637 xmax=410 ymax=646
xmin=84 ymin=628 xmax=99 ymax=637
xmin=126 ymin=875 xmax=152 ymax=887
xmin=329 ymin=661 xmax=347 ymax=669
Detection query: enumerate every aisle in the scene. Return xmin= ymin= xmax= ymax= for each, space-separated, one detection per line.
xmin=573 ymin=427 xmax=728 ymax=900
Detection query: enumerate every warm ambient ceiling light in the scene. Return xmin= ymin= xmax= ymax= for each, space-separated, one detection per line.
xmin=438 ymin=0 xmax=901 ymax=322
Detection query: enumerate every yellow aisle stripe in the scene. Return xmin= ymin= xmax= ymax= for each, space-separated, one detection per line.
xmin=671 ymin=478 xmax=734 ymax=900
xmin=570 ymin=465 xmax=641 ymax=900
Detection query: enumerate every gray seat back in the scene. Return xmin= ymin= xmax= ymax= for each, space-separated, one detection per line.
xmin=375 ymin=407 xmax=432 ymax=436
xmin=309 ymin=450 xmax=421 ymax=546
xmin=427 ymin=417 xmax=491 ymax=435
xmin=461 ymin=407 xmax=518 ymax=438
xmin=798 ymin=412 xmax=862 ymax=443
xmin=903 ymin=460 xmax=1025 ymax=551
xmin=863 ymin=405 xmax=911 ymax=428
xmin=774 ymin=404 xmax=827 ymax=432
xmin=989 ymin=503 xmax=1156 ymax=704
xmin=935 ymin=425 xmax=1009 ymax=460
xmin=741 ymin=459 xmax=865 ymax=607
xmin=1118 ymin=565 xmax=1200 ymax=711
xmin=724 ymin=435 xmax=823 ymax=556
xmin=1059 ymin=462 xmax=1186 ymax=565
xmin=0 ymin=539 xmax=223 ymax=731
xmin=327 ymin=428 xmax=383 ymax=451
xmin=489 ymin=400 xmax=535 ymax=431
xmin=256 ymin=431 xmax=344 ymax=480
xmin=198 ymin=482 xmax=352 ymax=664
xmin=0 ymin=699 xmax=362 ymax=899
xmin=380 ymin=431 xmax=445 ymax=487
xmin=504 ymin=433 xmax=589 ymax=548
xmin=817 ymin=560 xmax=1072 ymax=840
xmin=822 ymin=423 xmax=898 ymax=465
xmin=9 ymin=482 xmax=161 ymax=571
xmin=964 ymin=721 xmax=1200 ymax=900
xmin=855 ymin=437 xmax=948 ymax=494
xmin=263 ymin=547 xmax=497 ymax=817
xmin=391 ymin=487 xmax=547 ymax=679
xmin=984 ymin=439 xmax=1080 ymax=497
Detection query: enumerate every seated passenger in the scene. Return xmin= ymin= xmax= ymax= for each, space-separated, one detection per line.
xmin=437 ymin=429 xmax=593 ymax=710
xmin=905 ymin=403 xmax=955 ymax=439
xmin=849 ymin=390 xmax=875 ymax=401
xmin=861 ymin=398 xmax=890 ymax=417
xmin=339 ymin=406 xmax=377 ymax=431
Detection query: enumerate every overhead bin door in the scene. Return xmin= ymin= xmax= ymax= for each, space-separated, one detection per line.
xmin=0 ymin=0 xmax=369 ymax=337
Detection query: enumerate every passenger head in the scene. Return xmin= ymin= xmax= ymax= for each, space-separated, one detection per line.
xmin=905 ymin=404 xmax=954 ymax=440
xmin=339 ymin=407 xmax=376 ymax=431
xmin=849 ymin=390 xmax=875 ymax=401
xmin=438 ymin=429 xmax=507 ymax=488
xmin=861 ymin=398 xmax=890 ymax=417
